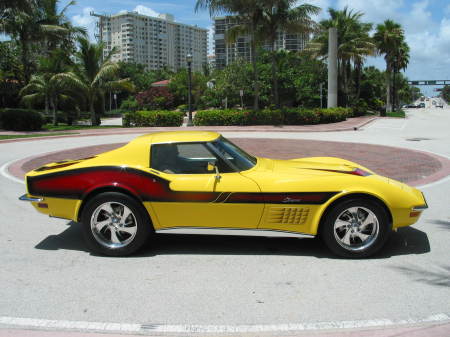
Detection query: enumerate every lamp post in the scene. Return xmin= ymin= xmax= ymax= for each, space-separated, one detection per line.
xmin=186 ymin=53 xmax=193 ymax=126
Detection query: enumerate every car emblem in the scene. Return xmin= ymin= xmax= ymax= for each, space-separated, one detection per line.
xmin=282 ymin=197 xmax=302 ymax=203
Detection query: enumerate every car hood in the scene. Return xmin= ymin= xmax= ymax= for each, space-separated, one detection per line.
xmin=259 ymin=156 xmax=374 ymax=176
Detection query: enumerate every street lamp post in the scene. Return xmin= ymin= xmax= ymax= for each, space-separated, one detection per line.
xmin=186 ymin=53 xmax=193 ymax=126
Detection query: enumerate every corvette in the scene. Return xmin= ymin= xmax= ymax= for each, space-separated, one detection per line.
xmin=20 ymin=131 xmax=427 ymax=257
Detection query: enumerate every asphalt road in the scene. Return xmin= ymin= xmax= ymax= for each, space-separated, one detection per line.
xmin=0 ymin=108 xmax=449 ymax=334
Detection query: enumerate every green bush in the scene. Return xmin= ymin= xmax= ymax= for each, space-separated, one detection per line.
xmin=193 ymin=107 xmax=352 ymax=126
xmin=120 ymin=97 xmax=139 ymax=112
xmin=350 ymin=99 xmax=369 ymax=116
xmin=123 ymin=110 xmax=184 ymax=127
xmin=0 ymin=108 xmax=44 ymax=131
xmin=194 ymin=109 xmax=249 ymax=126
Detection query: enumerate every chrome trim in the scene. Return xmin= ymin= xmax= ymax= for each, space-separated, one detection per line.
xmin=19 ymin=194 xmax=43 ymax=202
xmin=155 ymin=227 xmax=315 ymax=239
xmin=412 ymin=205 xmax=428 ymax=211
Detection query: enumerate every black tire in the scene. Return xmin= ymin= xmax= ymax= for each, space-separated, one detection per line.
xmin=320 ymin=198 xmax=391 ymax=258
xmin=81 ymin=192 xmax=152 ymax=256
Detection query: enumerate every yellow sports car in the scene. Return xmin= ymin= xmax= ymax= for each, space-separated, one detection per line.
xmin=20 ymin=131 xmax=428 ymax=258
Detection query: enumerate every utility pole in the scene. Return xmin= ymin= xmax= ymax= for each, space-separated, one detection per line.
xmin=327 ymin=28 xmax=338 ymax=108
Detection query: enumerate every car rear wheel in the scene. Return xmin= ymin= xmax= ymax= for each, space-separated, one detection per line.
xmin=320 ymin=198 xmax=391 ymax=258
xmin=81 ymin=192 xmax=152 ymax=256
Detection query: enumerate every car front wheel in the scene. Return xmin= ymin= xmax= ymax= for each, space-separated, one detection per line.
xmin=320 ymin=199 xmax=391 ymax=258
xmin=81 ymin=192 xmax=152 ymax=256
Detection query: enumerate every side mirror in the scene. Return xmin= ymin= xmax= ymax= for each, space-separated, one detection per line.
xmin=207 ymin=162 xmax=221 ymax=181
xmin=207 ymin=162 xmax=215 ymax=172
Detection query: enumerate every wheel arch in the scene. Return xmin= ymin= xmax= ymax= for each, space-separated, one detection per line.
xmin=316 ymin=192 xmax=393 ymax=235
xmin=76 ymin=185 xmax=151 ymax=223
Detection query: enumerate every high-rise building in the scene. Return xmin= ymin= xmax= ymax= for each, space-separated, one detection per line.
xmin=92 ymin=11 xmax=208 ymax=72
xmin=213 ymin=16 xmax=309 ymax=69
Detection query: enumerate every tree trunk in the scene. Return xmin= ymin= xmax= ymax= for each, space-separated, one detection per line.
xmin=356 ymin=62 xmax=362 ymax=100
xmin=45 ymin=95 xmax=49 ymax=116
xmin=384 ymin=64 xmax=392 ymax=116
xmin=20 ymin=34 xmax=31 ymax=83
xmin=90 ymin=99 xmax=96 ymax=126
xmin=250 ymin=26 xmax=260 ymax=111
xmin=271 ymin=40 xmax=279 ymax=108
xmin=50 ymin=96 xmax=57 ymax=126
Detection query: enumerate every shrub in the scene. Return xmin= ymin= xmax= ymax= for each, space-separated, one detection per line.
xmin=177 ymin=104 xmax=188 ymax=112
xmin=194 ymin=109 xmax=249 ymax=126
xmin=193 ymin=107 xmax=352 ymax=126
xmin=120 ymin=97 xmax=139 ymax=112
xmin=351 ymin=99 xmax=369 ymax=116
xmin=136 ymin=87 xmax=175 ymax=110
xmin=123 ymin=110 xmax=183 ymax=127
xmin=247 ymin=109 xmax=284 ymax=125
xmin=0 ymin=108 xmax=44 ymax=131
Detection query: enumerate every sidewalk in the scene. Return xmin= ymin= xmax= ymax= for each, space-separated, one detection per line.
xmin=0 ymin=116 xmax=376 ymax=141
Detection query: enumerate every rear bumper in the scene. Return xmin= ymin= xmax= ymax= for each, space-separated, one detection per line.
xmin=19 ymin=194 xmax=43 ymax=202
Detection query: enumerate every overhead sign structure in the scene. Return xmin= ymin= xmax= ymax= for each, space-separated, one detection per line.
xmin=409 ymin=80 xmax=450 ymax=86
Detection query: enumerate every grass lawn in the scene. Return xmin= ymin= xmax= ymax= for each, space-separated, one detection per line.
xmin=386 ymin=110 xmax=406 ymax=118
xmin=42 ymin=124 xmax=121 ymax=131
xmin=0 ymin=132 xmax=77 ymax=140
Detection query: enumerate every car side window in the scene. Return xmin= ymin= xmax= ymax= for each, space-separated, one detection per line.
xmin=151 ymin=143 xmax=233 ymax=174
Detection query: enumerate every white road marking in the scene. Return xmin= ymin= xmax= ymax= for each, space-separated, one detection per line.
xmin=0 ymin=160 xmax=25 ymax=184
xmin=0 ymin=314 xmax=448 ymax=334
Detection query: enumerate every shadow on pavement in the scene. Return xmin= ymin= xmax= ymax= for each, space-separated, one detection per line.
xmin=35 ymin=222 xmax=430 ymax=259
xmin=427 ymin=219 xmax=450 ymax=230
xmin=392 ymin=264 xmax=450 ymax=287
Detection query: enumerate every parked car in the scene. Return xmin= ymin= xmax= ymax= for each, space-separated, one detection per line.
xmin=20 ymin=131 xmax=428 ymax=258
xmin=419 ymin=103 xmax=426 ymax=108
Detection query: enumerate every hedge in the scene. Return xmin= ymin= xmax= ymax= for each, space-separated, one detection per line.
xmin=0 ymin=108 xmax=44 ymax=131
xmin=123 ymin=110 xmax=184 ymax=127
xmin=194 ymin=107 xmax=353 ymax=126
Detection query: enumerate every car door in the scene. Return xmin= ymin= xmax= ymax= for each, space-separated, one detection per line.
xmin=141 ymin=142 xmax=263 ymax=230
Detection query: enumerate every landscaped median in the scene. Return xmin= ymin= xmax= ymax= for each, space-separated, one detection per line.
xmin=194 ymin=107 xmax=353 ymax=126
xmin=121 ymin=107 xmax=353 ymax=127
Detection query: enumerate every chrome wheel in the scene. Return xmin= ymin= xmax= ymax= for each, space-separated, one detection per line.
xmin=90 ymin=201 xmax=138 ymax=249
xmin=333 ymin=206 xmax=379 ymax=252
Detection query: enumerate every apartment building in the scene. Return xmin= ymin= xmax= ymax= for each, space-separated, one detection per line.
xmin=214 ymin=16 xmax=309 ymax=69
xmin=93 ymin=12 xmax=208 ymax=72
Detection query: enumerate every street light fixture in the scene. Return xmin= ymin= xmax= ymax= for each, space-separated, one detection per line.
xmin=186 ymin=53 xmax=193 ymax=126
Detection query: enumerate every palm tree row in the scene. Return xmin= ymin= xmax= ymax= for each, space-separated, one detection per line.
xmin=196 ymin=0 xmax=319 ymax=110
xmin=197 ymin=1 xmax=409 ymax=114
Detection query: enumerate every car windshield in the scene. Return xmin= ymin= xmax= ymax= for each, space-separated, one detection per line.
xmin=209 ymin=136 xmax=257 ymax=172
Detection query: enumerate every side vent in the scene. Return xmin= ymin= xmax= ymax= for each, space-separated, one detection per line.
xmin=268 ymin=207 xmax=310 ymax=225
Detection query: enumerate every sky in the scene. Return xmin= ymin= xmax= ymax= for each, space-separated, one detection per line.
xmin=24 ymin=0 xmax=450 ymax=96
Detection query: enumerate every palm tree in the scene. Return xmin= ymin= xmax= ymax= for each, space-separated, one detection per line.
xmin=308 ymin=7 xmax=375 ymax=106
xmin=20 ymin=49 xmax=73 ymax=125
xmin=57 ymin=38 xmax=133 ymax=125
xmin=38 ymin=0 xmax=87 ymax=55
xmin=259 ymin=0 xmax=320 ymax=107
xmin=392 ymin=41 xmax=409 ymax=110
xmin=0 ymin=0 xmax=81 ymax=83
xmin=196 ymin=0 xmax=264 ymax=110
xmin=373 ymin=19 xmax=406 ymax=115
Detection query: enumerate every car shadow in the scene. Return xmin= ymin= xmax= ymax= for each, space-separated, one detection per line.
xmin=35 ymin=222 xmax=430 ymax=259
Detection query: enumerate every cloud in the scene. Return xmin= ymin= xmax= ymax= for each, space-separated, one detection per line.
xmin=72 ymin=7 xmax=96 ymax=41
xmin=133 ymin=5 xmax=159 ymax=17
xmin=336 ymin=0 xmax=404 ymax=23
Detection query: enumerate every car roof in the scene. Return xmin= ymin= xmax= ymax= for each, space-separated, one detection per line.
xmin=131 ymin=131 xmax=221 ymax=145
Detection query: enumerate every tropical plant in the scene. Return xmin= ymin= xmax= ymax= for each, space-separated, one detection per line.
xmin=308 ymin=7 xmax=375 ymax=106
xmin=19 ymin=49 xmax=73 ymax=125
xmin=196 ymin=0 xmax=265 ymax=110
xmin=259 ymin=0 xmax=320 ymax=107
xmin=56 ymin=37 xmax=133 ymax=125
xmin=374 ymin=19 xmax=407 ymax=115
